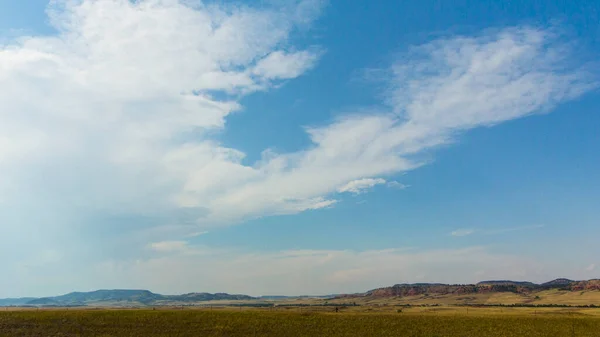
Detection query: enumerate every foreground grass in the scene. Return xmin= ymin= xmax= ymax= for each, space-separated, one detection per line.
xmin=1 ymin=309 xmax=600 ymax=336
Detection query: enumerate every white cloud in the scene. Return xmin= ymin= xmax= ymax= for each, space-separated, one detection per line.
xmin=586 ymin=264 xmax=595 ymax=272
xmin=450 ymin=225 xmax=544 ymax=236
xmin=149 ymin=241 xmax=188 ymax=253
xmin=452 ymin=225 xmax=544 ymax=237
xmin=387 ymin=27 xmax=595 ymax=129
xmin=451 ymin=229 xmax=475 ymax=237
xmin=253 ymin=50 xmax=320 ymax=80
xmin=387 ymin=181 xmax=408 ymax=189
xmin=195 ymin=26 xmax=593 ymax=225
xmin=187 ymin=231 xmax=209 ymax=238
xmin=337 ymin=178 xmax=387 ymax=194
xmin=0 ymin=0 xmax=324 ymax=227
xmin=484 ymin=224 xmax=545 ymax=235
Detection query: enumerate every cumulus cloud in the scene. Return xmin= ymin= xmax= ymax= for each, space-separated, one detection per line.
xmin=0 ymin=0 xmax=323 ymax=232
xmin=337 ymin=178 xmax=387 ymax=194
xmin=0 ymin=0 xmax=326 ymax=289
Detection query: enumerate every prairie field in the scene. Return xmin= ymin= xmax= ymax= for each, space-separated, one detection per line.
xmin=1 ymin=307 xmax=600 ymax=337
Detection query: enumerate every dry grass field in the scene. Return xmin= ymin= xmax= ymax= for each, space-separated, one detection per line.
xmin=1 ymin=306 xmax=600 ymax=336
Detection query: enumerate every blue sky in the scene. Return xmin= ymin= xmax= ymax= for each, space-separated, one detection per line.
xmin=0 ymin=0 xmax=599 ymax=297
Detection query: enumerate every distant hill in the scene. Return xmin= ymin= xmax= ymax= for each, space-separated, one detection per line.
xmin=171 ymin=292 xmax=254 ymax=302
xmin=570 ymin=280 xmax=600 ymax=291
xmin=394 ymin=283 xmax=447 ymax=287
xmin=540 ymin=278 xmax=575 ymax=289
xmin=0 ymin=298 xmax=37 ymax=306
xmin=0 ymin=290 xmax=255 ymax=307
xmin=343 ymin=279 xmax=600 ymax=299
xmin=477 ymin=280 xmax=537 ymax=287
xmin=3 ymin=279 xmax=599 ymax=307
xmin=258 ymin=296 xmax=291 ymax=300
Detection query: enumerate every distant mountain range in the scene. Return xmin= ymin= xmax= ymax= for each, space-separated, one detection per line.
xmin=2 ymin=279 xmax=599 ymax=307
xmin=345 ymin=279 xmax=600 ymax=298
xmin=0 ymin=290 xmax=254 ymax=307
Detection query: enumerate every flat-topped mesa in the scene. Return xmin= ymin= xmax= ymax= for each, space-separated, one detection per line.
xmin=476 ymin=280 xmax=537 ymax=287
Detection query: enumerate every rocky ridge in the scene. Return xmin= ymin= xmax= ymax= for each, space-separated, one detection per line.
xmin=341 ymin=279 xmax=600 ymax=299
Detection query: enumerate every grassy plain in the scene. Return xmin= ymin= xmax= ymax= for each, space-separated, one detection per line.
xmin=1 ymin=307 xmax=600 ymax=336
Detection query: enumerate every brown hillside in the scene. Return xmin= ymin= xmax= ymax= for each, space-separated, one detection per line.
xmin=571 ymin=279 xmax=600 ymax=291
xmin=342 ymin=279 xmax=600 ymax=300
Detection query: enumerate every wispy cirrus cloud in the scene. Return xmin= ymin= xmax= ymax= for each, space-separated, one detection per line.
xmin=337 ymin=178 xmax=387 ymax=194
xmin=387 ymin=181 xmax=408 ymax=189
xmin=187 ymin=231 xmax=209 ymax=238
xmin=451 ymin=229 xmax=476 ymax=237
xmin=148 ymin=241 xmax=189 ymax=253
xmin=450 ymin=225 xmax=545 ymax=237
xmin=484 ymin=224 xmax=545 ymax=235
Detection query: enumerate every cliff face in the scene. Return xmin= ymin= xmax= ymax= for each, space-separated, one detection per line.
xmin=360 ymin=279 xmax=600 ymax=298
xmin=571 ymin=280 xmax=600 ymax=291
xmin=367 ymin=283 xmax=531 ymax=297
